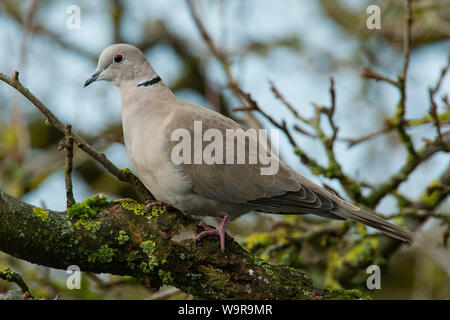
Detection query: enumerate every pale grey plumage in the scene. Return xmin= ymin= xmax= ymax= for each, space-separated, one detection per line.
xmin=85 ymin=44 xmax=414 ymax=243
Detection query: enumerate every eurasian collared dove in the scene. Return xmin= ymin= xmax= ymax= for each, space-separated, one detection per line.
xmin=85 ymin=44 xmax=414 ymax=251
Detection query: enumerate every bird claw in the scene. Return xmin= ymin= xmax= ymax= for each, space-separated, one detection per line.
xmin=196 ymin=216 xmax=232 ymax=252
xmin=145 ymin=200 xmax=173 ymax=212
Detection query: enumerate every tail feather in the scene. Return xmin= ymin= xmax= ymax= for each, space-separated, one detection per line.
xmin=331 ymin=205 xmax=415 ymax=243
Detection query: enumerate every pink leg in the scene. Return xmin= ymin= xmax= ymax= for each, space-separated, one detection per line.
xmin=145 ymin=200 xmax=173 ymax=212
xmin=196 ymin=216 xmax=232 ymax=252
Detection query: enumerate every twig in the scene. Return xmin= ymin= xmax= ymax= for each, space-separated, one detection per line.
xmin=308 ymin=79 xmax=362 ymax=202
xmin=362 ymin=1 xmax=418 ymax=155
xmin=428 ymin=55 xmax=450 ymax=149
xmin=293 ymin=124 xmax=318 ymax=138
xmin=360 ymin=67 xmax=399 ymax=88
xmin=443 ymin=95 xmax=450 ymax=110
xmin=341 ymin=126 xmax=392 ymax=147
xmin=0 ymin=268 xmax=33 ymax=297
xmin=429 ymin=88 xmax=445 ymax=146
xmin=269 ymin=80 xmax=314 ymax=126
xmin=0 ymin=71 xmax=153 ymax=200
xmin=324 ymin=78 xmax=338 ymax=144
xmin=232 ymin=106 xmax=256 ymax=112
xmin=58 ymin=124 xmax=75 ymax=208
xmin=341 ymin=113 xmax=450 ymax=147
xmin=396 ymin=0 xmax=417 ymax=157
xmin=186 ymin=0 xmax=232 ymax=81
xmin=430 ymin=55 xmax=450 ymax=95
xmin=364 ymin=131 xmax=450 ymax=207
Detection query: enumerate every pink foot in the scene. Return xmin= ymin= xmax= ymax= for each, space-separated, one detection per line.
xmin=145 ymin=200 xmax=173 ymax=212
xmin=196 ymin=216 xmax=232 ymax=252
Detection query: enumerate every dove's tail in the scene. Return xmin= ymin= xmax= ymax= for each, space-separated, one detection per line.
xmin=330 ymin=203 xmax=415 ymax=243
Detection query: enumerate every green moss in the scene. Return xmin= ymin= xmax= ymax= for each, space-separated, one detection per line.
xmin=114 ymin=198 xmax=146 ymax=216
xmin=302 ymin=289 xmax=311 ymax=296
xmin=198 ymin=265 xmax=239 ymax=296
xmin=158 ymin=270 xmax=174 ymax=285
xmin=116 ymin=230 xmax=129 ymax=245
xmin=121 ymin=168 xmax=132 ymax=175
xmin=186 ymin=273 xmax=202 ymax=281
xmin=263 ymin=264 xmax=275 ymax=276
xmin=0 ymin=268 xmax=15 ymax=281
xmin=67 ymin=194 xmax=108 ymax=232
xmin=68 ymin=194 xmax=108 ymax=220
xmin=115 ymin=198 xmax=164 ymax=221
xmin=140 ymin=240 xmax=159 ymax=271
xmin=33 ymin=207 xmax=49 ymax=222
xmin=141 ymin=240 xmax=156 ymax=255
xmin=328 ymin=288 xmax=361 ymax=300
xmin=248 ymin=256 xmax=269 ymax=267
xmin=127 ymin=250 xmax=142 ymax=270
xmin=74 ymin=220 xmax=101 ymax=232
xmin=149 ymin=206 xmax=164 ymax=221
xmin=138 ymin=262 xmax=151 ymax=273
xmin=88 ymin=244 xmax=116 ymax=264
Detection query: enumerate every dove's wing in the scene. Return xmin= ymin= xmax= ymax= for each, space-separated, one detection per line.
xmin=163 ymin=102 xmax=415 ymax=242
xmin=164 ymin=103 xmax=338 ymax=214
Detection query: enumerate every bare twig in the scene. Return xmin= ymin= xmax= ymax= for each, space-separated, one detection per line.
xmin=58 ymin=124 xmax=75 ymax=208
xmin=307 ymin=79 xmax=363 ymax=201
xmin=341 ymin=113 xmax=450 ymax=147
xmin=360 ymin=67 xmax=399 ymax=88
xmin=396 ymin=0 xmax=417 ymax=157
xmin=341 ymin=126 xmax=393 ymax=147
xmin=428 ymin=55 xmax=450 ymax=149
xmin=430 ymin=55 xmax=450 ymax=95
xmin=232 ymin=106 xmax=257 ymax=112
xmin=269 ymin=80 xmax=314 ymax=126
xmin=0 ymin=71 xmax=153 ymax=200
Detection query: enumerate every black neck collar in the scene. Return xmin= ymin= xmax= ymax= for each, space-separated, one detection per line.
xmin=137 ymin=76 xmax=162 ymax=87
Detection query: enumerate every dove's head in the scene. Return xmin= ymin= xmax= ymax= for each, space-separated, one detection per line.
xmin=84 ymin=44 xmax=156 ymax=88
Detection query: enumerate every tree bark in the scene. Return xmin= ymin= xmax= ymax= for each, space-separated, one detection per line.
xmin=0 ymin=190 xmax=361 ymax=299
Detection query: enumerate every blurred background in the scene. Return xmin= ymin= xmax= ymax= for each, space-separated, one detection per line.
xmin=0 ymin=0 xmax=449 ymax=299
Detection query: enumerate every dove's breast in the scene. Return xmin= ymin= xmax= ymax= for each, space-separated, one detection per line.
xmin=122 ymin=107 xmax=187 ymax=200
xmin=121 ymin=104 xmax=244 ymax=218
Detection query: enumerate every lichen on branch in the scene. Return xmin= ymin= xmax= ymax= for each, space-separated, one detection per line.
xmin=0 ymin=190 xmax=361 ymax=300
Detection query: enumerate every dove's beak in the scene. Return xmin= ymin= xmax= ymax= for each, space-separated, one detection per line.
xmin=84 ymin=69 xmax=102 ymax=87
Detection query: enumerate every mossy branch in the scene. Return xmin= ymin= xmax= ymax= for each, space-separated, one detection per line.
xmin=0 ymin=190 xmax=361 ymax=300
xmin=0 ymin=268 xmax=32 ymax=297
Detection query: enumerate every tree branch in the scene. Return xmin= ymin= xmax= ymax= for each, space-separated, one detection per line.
xmin=0 ymin=190 xmax=360 ymax=300
xmin=0 ymin=71 xmax=153 ymax=200
xmin=0 ymin=268 xmax=32 ymax=297
xmin=364 ymin=131 xmax=450 ymax=208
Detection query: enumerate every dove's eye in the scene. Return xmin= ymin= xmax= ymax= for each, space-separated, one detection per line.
xmin=113 ymin=54 xmax=123 ymax=63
